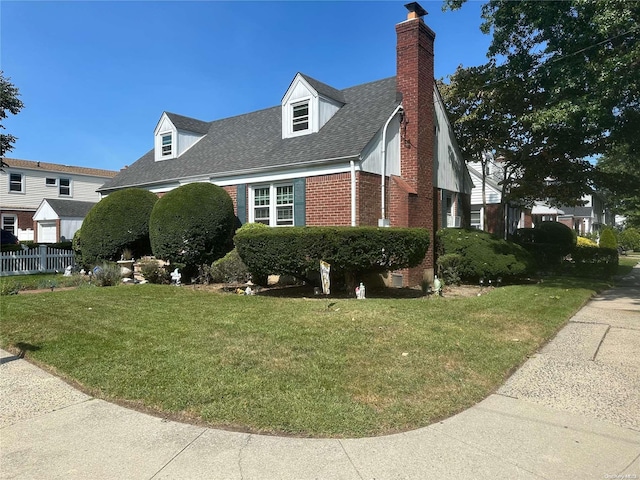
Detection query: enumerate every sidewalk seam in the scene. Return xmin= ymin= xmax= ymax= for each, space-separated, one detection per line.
xmin=149 ymin=428 xmax=207 ymax=479
xmin=592 ymin=325 xmax=611 ymax=361
xmin=338 ymin=440 xmax=365 ymax=480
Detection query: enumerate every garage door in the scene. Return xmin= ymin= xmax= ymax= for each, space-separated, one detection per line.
xmin=38 ymin=221 xmax=57 ymax=243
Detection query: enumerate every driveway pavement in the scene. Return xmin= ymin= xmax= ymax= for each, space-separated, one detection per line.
xmin=1 ymin=265 xmax=639 ymax=479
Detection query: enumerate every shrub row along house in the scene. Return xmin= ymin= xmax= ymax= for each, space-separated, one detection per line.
xmin=98 ymin=2 xmax=473 ymax=286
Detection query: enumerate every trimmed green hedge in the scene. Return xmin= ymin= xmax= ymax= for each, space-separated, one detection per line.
xmin=437 ymin=228 xmax=535 ymax=281
xmin=78 ymin=188 xmax=158 ymax=266
xmin=571 ymin=246 xmax=618 ymax=278
xmin=149 ymin=183 xmax=235 ymax=279
xmin=234 ymin=225 xmax=430 ymax=289
xmin=599 ymin=227 xmax=617 ymax=249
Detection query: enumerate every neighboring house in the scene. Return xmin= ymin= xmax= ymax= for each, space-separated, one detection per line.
xmin=0 ymin=158 xmax=117 ymax=242
xmin=32 ymin=199 xmax=97 ymax=244
xmin=467 ymin=159 xmax=522 ymax=237
xmin=526 ymin=192 xmax=614 ymax=235
xmin=98 ymin=3 xmax=473 ymax=286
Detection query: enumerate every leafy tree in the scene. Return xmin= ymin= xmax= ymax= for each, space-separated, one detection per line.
xmin=149 ymin=182 xmax=235 ymax=280
xmin=0 ymin=71 xmax=25 ymax=160
xmin=441 ymin=1 xmax=639 ymax=210
xmin=596 ymin=144 xmax=640 ymax=228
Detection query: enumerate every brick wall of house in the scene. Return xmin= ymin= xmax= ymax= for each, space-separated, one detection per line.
xmin=306 ymin=173 xmax=352 ymax=226
xmin=357 ymin=172 xmax=383 ymax=226
xmin=223 ymin=186 xmax=238 ymax=214
xmin=395 ymin=13 xmax=436 ymax=285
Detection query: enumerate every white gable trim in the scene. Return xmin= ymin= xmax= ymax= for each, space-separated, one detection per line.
xmin=33 ymin=199 xmax=59 ymax=221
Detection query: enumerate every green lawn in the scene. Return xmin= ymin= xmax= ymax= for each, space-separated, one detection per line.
xmin=0 ymin=277 xmax=607 ymax=437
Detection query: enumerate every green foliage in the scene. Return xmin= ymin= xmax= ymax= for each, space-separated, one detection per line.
xmin=0 ymin=280 xmax=20 ymax=296
xmin=618 ymin=228 xmax=640 ymax=252
xmin=437 ymin=228 xmax=535 ymax=281
xmin=441 ymin=1 xmax=640 ymax=208
xmin=436 ymin=253 xmax=463 ymax=286
xmin=92 ymin=263 xmax=122 ymax=287
xmin=599 ymin=228 xmax=618 ymax=249
xmin=139 ymin=259 xmax=170 ymax=284
xmin=1 ymin=71 xmax=25 ymax=155
xmin=79 ymin=188 xmax=158 ymax=266
xmin=514 ymin=222 xmax=576 ymax=269
xmin=149 ymin=183 xmax=236 ymax=279
xmin=234 ymin=226 xmax=430 ymax=290
xmin=571 ymin=247 xmax=619 ymax=279
xmin=210 ymin=248 xmax=251 ymax=284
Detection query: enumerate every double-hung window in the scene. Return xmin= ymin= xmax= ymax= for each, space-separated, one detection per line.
xmin=251 ymin=184 xmax=294 ymax=226
xmin=161 ymin=133 xmax=172 ymax=157
xmin=59 ymin=178 xmax=71 ymax=196
xmin=1 ymin=214 xmax=17 ymax=234
xmin=9 ymin=173 xmax=23 ymax=193
xmin=292 ymin=101 xmax=309 ymax=132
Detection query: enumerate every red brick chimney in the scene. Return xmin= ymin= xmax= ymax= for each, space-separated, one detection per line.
xmin=394 ymin=2 xmax=437 ymax=285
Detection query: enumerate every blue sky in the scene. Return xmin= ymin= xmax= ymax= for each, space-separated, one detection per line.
xmin=2 ymin=1 xmax=491 ymax=172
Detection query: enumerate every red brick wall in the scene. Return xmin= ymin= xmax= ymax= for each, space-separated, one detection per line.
xmin=223 ymin=186 xmax=238 ymax=213
xmin=357 ymin=172 xmax=383 ymax=226
xmin=306 ymin=173 xmax=352 ymax=226
xmin=395 ymin=15 xmax=436 ymax=285
xmin=0 ymin=209 xmax=35 ymax=231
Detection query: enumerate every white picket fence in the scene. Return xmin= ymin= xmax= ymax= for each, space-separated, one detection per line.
xmin=0 ymin=245 xmax=75 ymax=276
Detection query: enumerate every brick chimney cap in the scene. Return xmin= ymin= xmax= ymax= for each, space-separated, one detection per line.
xmin=404 ymin=2 xmax=428 ymax=18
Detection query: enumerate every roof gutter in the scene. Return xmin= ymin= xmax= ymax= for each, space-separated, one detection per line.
xmin=380 ymin=105 xmax=403 ymax=226
xmin=97 ymin=154 xmax=360 ymax=193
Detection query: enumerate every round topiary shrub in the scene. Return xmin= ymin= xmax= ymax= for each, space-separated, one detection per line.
xmin=149 ymin=182 xmax=236 ymax=280
xmin=535 ymin=221 xmax=576 ymax=257
xmin=79 ymin=188 xmax=158 ymax=266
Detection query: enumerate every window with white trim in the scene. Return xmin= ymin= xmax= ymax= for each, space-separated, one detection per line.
xmin=9 ymin=173 xmax=23 ymax=193
xmin=46 ymin=177 xmax=57 ymax=186
xmin=59 ymin=178 xmax=71 ymax=196
xmin=250 ymin=184 xmax=294 ymax=226
xmin=161 ymin=133 xmax=172 ymax=157
xmin=292 ymin=101 xmax=309 ymax=132
xmin=1 ymin=214 xmax=17 ymax=234
xmin=471 ymin=208 xmax=482 ymax=230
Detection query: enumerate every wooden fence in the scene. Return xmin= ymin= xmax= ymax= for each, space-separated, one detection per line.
xmin=0 ymin=245 xmax=75 ymax=276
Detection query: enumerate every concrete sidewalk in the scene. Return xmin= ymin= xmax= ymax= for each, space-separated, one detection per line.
xmin=2 ymin=266 xmax=639 ymax=479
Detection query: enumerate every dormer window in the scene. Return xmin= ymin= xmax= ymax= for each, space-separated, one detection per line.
xmin=161 ymin=134 xmax=172 ymax=157
xmin=292 ymin=102 xmax=309 ymax=132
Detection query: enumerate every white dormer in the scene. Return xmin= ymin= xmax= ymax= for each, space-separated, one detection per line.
xmin=281 ymin=73 xmax=345 ymax=139
xmin=154 ymin=112 xmax=208 ymax=162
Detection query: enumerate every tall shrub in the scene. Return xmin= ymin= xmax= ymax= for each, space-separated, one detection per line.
xmin=619 ymin=227 xmax=640 ymax=252
xmin=599 ymin=227 xmax=618 ymax=249
xmin=78 ymin=188 xmax=158 ymax=266
xmin=437 ymin=228 xmax=535 ymax=282
xmin=514 ymin=221 xmax=576 ymax=269
xmin=149 ymin=182 xmax=235 ymax=280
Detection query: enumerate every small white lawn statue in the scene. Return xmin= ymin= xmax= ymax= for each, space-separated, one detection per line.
xmin=63 ymin=265 xmax=73 ymax=277
xmin=433 ymin=275 xmax=443 ymax=296
xmin=170 ymin=268 xmax=181 ymax=286
xmin=355 ymin=282 xmax=366 ymax=300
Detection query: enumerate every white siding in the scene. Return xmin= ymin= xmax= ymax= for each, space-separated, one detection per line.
xmin=33 ymin=201 xmax=59 ymax=221
xmin=60 ymin=218 xmax=84 ymax=241
xmin=0 ymin=169 xmax=108 ymax=211
xmin=154 ymin=114 xmax=177 ymax=162
xmin=318 ymin=96 xmax=342 ymax=128
xmin=433 ymin=89 xmax=470 ymax=194
xmin=177 ymin=130 xmax=204 ymax=156
xmin=360 ymin=115 xmax=401 ymax=176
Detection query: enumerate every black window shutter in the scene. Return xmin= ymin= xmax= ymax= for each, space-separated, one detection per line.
xmin=293 ymin=178 xmax=306 ymax=226
xmin=236 ymin=184 xmax=247 ymax=225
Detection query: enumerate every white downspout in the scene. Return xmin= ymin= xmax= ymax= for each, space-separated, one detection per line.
xmin=350 ymin=158 xmax=357 ymax=226
xmin=380 ymin=105 xmax=403 ymax=226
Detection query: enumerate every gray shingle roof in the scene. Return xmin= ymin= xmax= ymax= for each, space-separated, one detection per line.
xmin=165 ymin=112 xmax=211 ymax=134
xmin=45 ymin=199 xmax=96 ymax=218
xmin=299 ymin=73 xmax=346 ymax=104
xmin=99 ymin=76 xmax=400 ymax=192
